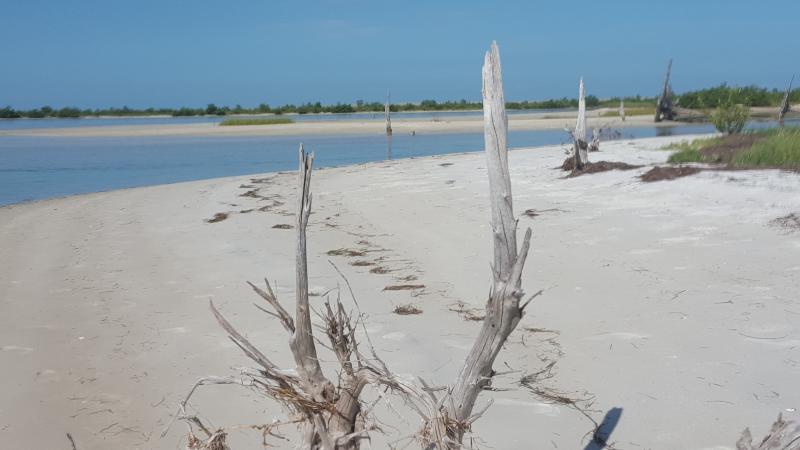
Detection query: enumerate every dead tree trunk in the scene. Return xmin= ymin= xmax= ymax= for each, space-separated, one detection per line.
xmin=573 ymin=78 xmax=589 ymax=170
xmin=619 ymin=100 xmax=626 ymax=122
xmin=445 ymin=40 xmax=534 ymax=448
xmin=654 ymin=59 xmax=675 ymax=122
xmin=778 ymin=75 xmax=794 ymax=125
xmin=385 ymin=90 xmax=393 ymax=136
xmin=386 ymin=90 xmax=393 ymax=159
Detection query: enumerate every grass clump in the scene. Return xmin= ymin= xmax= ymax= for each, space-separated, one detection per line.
xmin=219 ymin=117 xmax=294 ymax=126
xmin=600 ymin=106 xmax=655 ymax=118
xmin=733 ymin=128 xmax=800 ymax=168
xmin=664 ymin=127 xmax=800 ymax=168
xmin=664 ymin=137 xmax=721 ymax=163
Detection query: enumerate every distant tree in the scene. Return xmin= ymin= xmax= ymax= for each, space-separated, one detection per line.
xmin=56 ymin=107 xmax=81 ymax=118
xmin=0 ymin=106 xmax=21 ymax=118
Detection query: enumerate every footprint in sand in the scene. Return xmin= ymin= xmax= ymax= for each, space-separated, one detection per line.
xmin=493 ymin=398 xmax=561 ymax=417
xmin=2 ymin=345 xmax=34 ymax=355
xmin=585 ymin=332 xmax=651 ymax=341
xmin=36 ymin=369 xmax=61 ymax=383
xmin=381 ymin=332 xmax=406 ymax=341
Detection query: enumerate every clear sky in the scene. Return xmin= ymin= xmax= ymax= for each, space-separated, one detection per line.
xmin=1 ymin=0 xmax=798 ymax=109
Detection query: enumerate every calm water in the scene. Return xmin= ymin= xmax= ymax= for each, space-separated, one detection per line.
xmin=0 ymin=109 xmax=568 ymax=131
xmin=1 ymin=120 xmax=793 ymax=207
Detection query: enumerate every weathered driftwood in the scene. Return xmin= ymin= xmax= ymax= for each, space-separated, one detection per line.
xmin=619 ymin=100 xmax=626 ymax=122
xmin=573 ymin=78 xmax=589 ymax=169
xmin=445 ymin=40 xmax=535 ymax=447
xmin=737 ymin=414 xmax=800 ymax=450
xmin=588 ymin=128 xmax=600 ymax=153
xmin=385 ymin=90 xmax=393 ymax=136
xmin=175 ymin=41 xmax=538 ymax=450
xmin=654 ymin=59 xmax=676 ymax=122
xmin=778 ymin=75 xmax=794 ymax=124
xmin=386 ymin=90 xmax=393 ymax=159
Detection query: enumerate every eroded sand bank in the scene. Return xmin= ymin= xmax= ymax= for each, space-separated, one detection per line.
xmin=1 ymin=136 xmax=799 ymax=449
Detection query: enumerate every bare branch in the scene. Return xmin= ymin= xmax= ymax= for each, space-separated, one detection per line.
xmin=247 ymin=279 xmax=295 ymax=333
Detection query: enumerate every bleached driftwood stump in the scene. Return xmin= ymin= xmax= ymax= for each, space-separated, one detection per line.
xmin=385 ymin=90 xmax=392 ymax=136
xmin=573 ymin=78 xmax=589 ymax=169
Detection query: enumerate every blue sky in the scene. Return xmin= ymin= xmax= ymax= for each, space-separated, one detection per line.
xmin=1 ymin=0 xmax=798 ymax=109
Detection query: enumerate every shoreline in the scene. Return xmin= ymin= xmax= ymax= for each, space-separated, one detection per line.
xmin=1 ymin=111 xmax=668 ymax=138
xmin=0 ymin=135 xmax=705 ymax=209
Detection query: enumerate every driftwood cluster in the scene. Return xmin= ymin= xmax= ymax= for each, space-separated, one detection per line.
xmin=174 ymin=42 xmax=800 ymax=450
xmin=175 ymin=42 xmax=537 ymax=450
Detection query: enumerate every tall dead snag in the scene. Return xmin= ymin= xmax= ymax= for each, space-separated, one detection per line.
xmin=778 ymin=75 xmax=794 ymax=125
xmin=654 ymin=59 xmax=676 ymax=122
xmin=444 ymin=40 xmax=535 ymax=447
xmin=385 ymin=90 xmax=393 ymax=136
xmin=737 ymin=414 xmax=800 ymax=450
xmin=385 ymin=90 xmax=393 ymax=159
xmin=619 ymin=100 xmax=626 ymax=122
xmin=572 ymin=78 xmax=589 ymax=170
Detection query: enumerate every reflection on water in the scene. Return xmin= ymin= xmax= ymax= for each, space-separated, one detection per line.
xmin=656 ymin=126 xmax=675 ymax=137
xmin=1 ymin=118 xmax=797 ymax=206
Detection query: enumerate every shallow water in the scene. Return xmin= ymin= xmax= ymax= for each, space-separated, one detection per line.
xmin=1 ymin=119 xmax=794 ymax=206
xmin=0 ymin=109 xmax=566 ymax=131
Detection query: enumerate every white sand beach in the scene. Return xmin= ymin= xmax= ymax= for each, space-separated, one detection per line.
xmin=1 ymin=136 xmax=799 ymax=449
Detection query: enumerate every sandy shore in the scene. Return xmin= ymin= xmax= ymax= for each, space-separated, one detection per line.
xmin=2 ymin=136 xmax=799 ymax=449
xmin=1 ymin=110 xmax=665 ymax=138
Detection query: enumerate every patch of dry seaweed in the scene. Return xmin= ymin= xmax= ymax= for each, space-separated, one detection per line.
xmin=393 ymin=304 xmax=423 ymax=315
xmin=205 ymin=212 xmax=229 ymax=223
xmin=383 ymin=284 xmax=425 ymax=291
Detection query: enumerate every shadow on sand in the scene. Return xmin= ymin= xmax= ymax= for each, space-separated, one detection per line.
xmin=582 ymin=407 xmax=623 ymax=450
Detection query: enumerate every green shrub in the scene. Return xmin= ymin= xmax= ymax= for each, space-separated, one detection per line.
xmin=709 ymin=98 xmax=748 ymax=134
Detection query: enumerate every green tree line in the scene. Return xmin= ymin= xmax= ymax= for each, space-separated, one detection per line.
xmin=2 ymin=85 xmax=797 ymax=119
